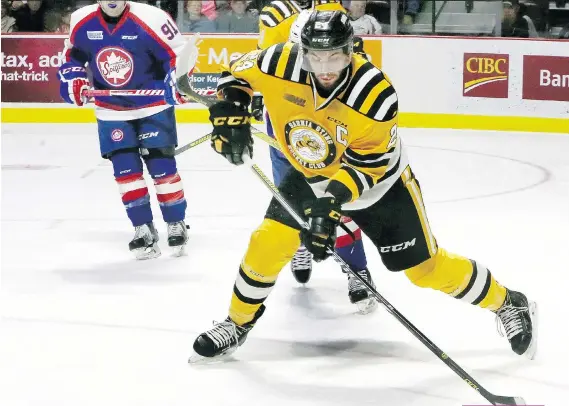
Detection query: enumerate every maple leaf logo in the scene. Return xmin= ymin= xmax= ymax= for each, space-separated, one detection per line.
xmin=97 ymin=48 xmax=134 ymax=86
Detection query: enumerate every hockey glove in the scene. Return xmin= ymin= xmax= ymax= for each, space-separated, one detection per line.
xmin=164 ymin=68 xmax=190 ymax=105
xmin=301 ymin=196 xmax=342 ymax=262
xmin=251 ymin=94 xmax=264 ymax=122
xmin=58 ymin=63 xmax=90 ymax=106
xmin=209 ymin=101 xmax=253 ymax=165
xmin=353 ymin=36 xmax=369 ymax=60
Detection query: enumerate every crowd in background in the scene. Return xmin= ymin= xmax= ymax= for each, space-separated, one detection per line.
xmin=1 ymin=0 xmax=568 ymax=39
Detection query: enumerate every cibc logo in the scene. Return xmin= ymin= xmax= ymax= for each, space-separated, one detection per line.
xmin=463 ymin=53 xmax=509 ymax=98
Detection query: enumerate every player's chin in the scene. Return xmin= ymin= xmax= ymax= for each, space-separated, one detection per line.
xmin=316 ymin=74 xmax=340 ymax=88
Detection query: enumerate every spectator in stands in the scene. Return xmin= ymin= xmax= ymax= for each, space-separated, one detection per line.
xmin=44 ymin=4 xmax=73 ymax=33
xmin=402 ymin=0 xmax=421 ymax=25
xmin=216 ymin=0 xmax=258 ymax=33
xmin=201 ymin=0 xmax=218 ymax=20
xmin=183 ymin=0 xmax=217 ymax=32
xmin=560 ymin=23 xmax=569 ymax=39
xmin=348 ymin=0 xmax=382 ymax=34
xmin=2 ymin=1 xmax=16 ymax=32
xmin=6 ymin=0 xmax=46 ymax=32
xmin=502 ymin=0 xmax=538 ymax=37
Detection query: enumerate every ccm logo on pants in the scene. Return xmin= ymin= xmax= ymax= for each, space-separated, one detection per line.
xmin=380 ymin=238 xmax=416 ymax=253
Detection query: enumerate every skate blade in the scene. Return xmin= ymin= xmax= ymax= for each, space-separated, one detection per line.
xmin=524 ymin=301 xmax=538 ymax=360
xmin=356 ymin=297 xmax=378 ymax=315
xmin=188 ymin=347 xmax=237 ymax=365
xmin=133 ymin=244 xmax=161 ymax=260
xmin=170 ymin=244 xmax=187 ymax=257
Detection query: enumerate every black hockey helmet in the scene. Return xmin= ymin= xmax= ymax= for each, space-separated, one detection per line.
xmin=300 ymin=10 xmax=353 ymax=73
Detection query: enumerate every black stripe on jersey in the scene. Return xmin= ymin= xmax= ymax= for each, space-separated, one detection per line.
xmin=233 ymin=285 xmax=266 ymax=305
xmin=299 ymin=69 xmax=309 ymax=84
xmin=381 ymin=154 xmax=401 ymax=181
xmin=352 ymin=71 xmax=385 ymax=111
xmin=282 ymin=45 xmax=299 ymax=80
xmin=306 ymin=175 xmax=328 ymax=184
xmin=267 ymin=43 xmax=285 ymax=76
xmin=472 ymin=271 xmax=492 ymax=305
xmin=339 ymin=62 xmax=376 ymax=105
xmin=455 ymin=260 xmax=478 ymax=300
xmin=362 ymin=171 xmax=375 ymax=189
xmin=260 ymin=10 xmax=279 ymax=27
xmin=344 ymin=147 xmax=390 ymax=162
xmin=367 ymin=86 xmax=396 ymax=121
xmin=383 ymin=100 xmax=399 ymax=121
xmin=268 ymin=2 xmax=286 ymax=20
xmin=344 ymin=154 xmax=390 ymax=169
xmin=343 ymin=166 xmax=365 ymax=197
xmin=239 ymin=267 xmax=275 ymax=289
xmin=280 ymin=0 xmax=296 ymax=15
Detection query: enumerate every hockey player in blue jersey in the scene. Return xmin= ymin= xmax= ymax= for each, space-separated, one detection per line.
xmin=58 ymin=1 xmax=193 ymax=259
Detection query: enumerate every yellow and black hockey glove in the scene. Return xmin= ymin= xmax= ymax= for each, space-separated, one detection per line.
xmin=209 ymin=101 xmax=253 ymax=165
xmin=301 ymin=196 xmax=342 ymax=262
xmin=251 ymin=94 xmax=264 ymax=122
xmin=353 ymin=36 xmax=368 ymax=60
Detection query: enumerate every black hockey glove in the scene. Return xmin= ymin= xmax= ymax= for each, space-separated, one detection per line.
xmin=300 ymin=196 xmax=342 ymax=262
xmin=251 ymin=94 xmax=264 ymax=122
xmin=353 ymin=36 xmax=368 ymax=60
xmin=209 ymin=101 xmax=253 ymax=165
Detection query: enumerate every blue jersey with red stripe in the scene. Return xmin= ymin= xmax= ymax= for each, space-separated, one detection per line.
xmin=61 ymin=2 xmax=185 ymax=121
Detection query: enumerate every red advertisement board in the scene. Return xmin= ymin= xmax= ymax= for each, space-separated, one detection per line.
xmin=463 ymin=53 xmax=510 ymax=99
xmin=1 ymin=36 xmax=65 ymax=102
xmin=522 ymin=55 xmax=569 ymax=102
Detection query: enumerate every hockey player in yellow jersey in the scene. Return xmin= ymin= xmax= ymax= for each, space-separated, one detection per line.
xmin=189 ymin=10 xmax=537 ymax=362
xmin=256 ymin=1 xmax=377 ymax=313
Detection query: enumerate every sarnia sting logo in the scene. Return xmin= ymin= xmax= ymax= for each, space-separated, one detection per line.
xmin=96 ymin=47 xmax=134 ymax=87
xmin=285 ymin=120 xmax=336 ymax=169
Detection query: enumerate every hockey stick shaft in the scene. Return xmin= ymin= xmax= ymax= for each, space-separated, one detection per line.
xmin=84 ymin=89 xmax=165 ymax=97
xmin=244 ymin=158 xmax=524 ymax=406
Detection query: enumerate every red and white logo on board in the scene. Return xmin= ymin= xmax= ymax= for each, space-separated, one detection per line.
xmin=463 ymin=53 xmax=509 ymax=98
xmin=111 ymin=129 xmax=124 ymax=142
xmin=96 ymin=47 xmax=134 ymax=87
xmin=522 ymin=55 xmax=569 ymax=102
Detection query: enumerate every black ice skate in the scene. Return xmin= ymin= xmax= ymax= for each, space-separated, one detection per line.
xmin=291 ymin=245 xmax=312 ymax=284
xmin=167 ymin=220 xmax=189 ymax=257
xmin=495 ymin=290 xmax=538 ymax=359
xmin=348 ymin=269 xmax=378 ymax=314
xmin=189 ymin=305 xmax=265 ymax=364
xmin=129 ymin=222 xmax=161 ymax=260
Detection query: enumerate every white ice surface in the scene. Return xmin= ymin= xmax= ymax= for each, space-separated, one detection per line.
xmin=1 ymin=124 xmax=569 ymax=406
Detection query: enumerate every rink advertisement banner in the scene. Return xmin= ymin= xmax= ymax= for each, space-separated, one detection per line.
xmin=522 ymin=55 xmax=569 ymax=102
xmin=0 ymin=36 xmax=65 ymax=103
xmin=462 ymin=53 xmax=510 ymax=98
xmin=0 ymin=35 xmax=383 ymax=102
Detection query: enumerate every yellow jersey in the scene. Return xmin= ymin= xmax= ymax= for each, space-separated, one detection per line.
xmin=218 ymin=43 xmax=406 ymax=209
xmin=258 ymin=0 xmax=346 ymax=50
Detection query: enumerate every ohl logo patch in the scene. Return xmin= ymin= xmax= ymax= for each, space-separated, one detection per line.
xmin=111 ymin=129 xmax=124 ymax=142
xmin=463 ymin=53 xmax=509 ymax=98
xmin=285 ymin=120 xmax=336 ymax=170
xmin=96 ymin=47 xmax=134 ymax=87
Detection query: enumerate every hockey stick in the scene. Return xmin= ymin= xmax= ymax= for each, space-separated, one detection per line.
xmin=84 ymin=89 xmax=165 ymax=97
xmin=242 ymin=156 xmax=526 ymax=406
xmin=173 ymin=34 xmax=525 ymax=406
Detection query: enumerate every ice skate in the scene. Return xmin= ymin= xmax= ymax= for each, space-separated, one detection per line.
xmin=189 ymin=306 xmax=265 ymax=364
xmin=129 ymin=222 xmax=161 ymax=260
xmin=291 ymin=245 xmax=312 ymax=284
xmin=348 ymin=269 xmax=378 ymax=314
xmin=495 ymin=290 xmax=538 ymax=359
xmin=167 ymin=220 xmax=189 ymax=257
